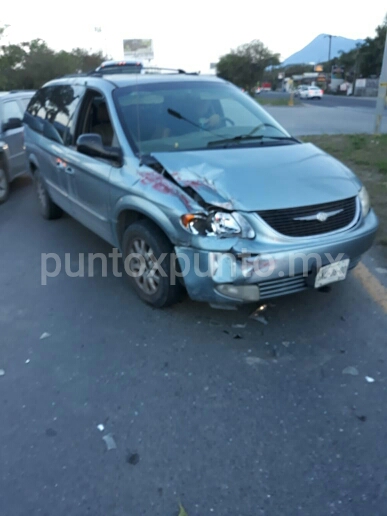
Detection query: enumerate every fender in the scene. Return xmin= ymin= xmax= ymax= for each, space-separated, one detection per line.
xmin=27 ymin=152 xmax=40 ymax=176
xmin=0 ymin=141 xmax=11 ymax=177
xmin=112 ymin=194 xmax=193 ymax=250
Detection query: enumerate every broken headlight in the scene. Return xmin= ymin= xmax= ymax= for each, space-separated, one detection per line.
xmin=181 ymin=211 xmax=255 ymax=239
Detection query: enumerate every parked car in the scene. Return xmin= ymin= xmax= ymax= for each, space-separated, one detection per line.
xmin=294 ymin=85 xmax=308 ymax=97
xmin=0 ymin=90 xmax=35 ymax=203
xmin=23 ymin=72 xmax=378 ymax=308
xmin=299 ymin=85 xmax=324 ymax=100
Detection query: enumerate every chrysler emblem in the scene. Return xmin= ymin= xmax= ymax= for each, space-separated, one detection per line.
xmin=316 ymin=211 xmax=329 ymax=222
xmin=294 ymin=208 xmax=343 ymax=222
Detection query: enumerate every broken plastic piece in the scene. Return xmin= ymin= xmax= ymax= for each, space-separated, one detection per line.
xmin=249 ymin=306 xmax=268 ymax=324
xmin=365 ymin=376 xmax=375 ymax=383
xmin=0 ymin=369 xmax=5 ymax=376
xmin=342 ymin=366 xmax=359 ymax=376
xmin=40 ymin=332 xmax=51 ymax=340
xmin=232 ymin=323 xmax=246 ymax=329
xmin=25 ymin=359 xmax=30 ymax=364
xmin=245 ymin=356 xmax=268 ymax=366
xmin=254 ymin=315 xmax=268 ymax=325
xmin=97 ymin=424 xmax=104 ymax=432
xmin=282 ymin=341 xmax=290 ymax=348
xmin=375 ymin=267 xmax=387 ymax=274
xmin=102 ymin=433 xmax=117 ymax=450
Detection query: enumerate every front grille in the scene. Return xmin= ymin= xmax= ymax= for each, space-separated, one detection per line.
xmin=258 ymin=197 xmax=358 ymax=237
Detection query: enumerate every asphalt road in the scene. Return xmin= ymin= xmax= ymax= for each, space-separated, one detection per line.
xmin=259 ymin=91 xmax=386 ymax=110
xmin=1 ymin=177 xmax=387 ymax=516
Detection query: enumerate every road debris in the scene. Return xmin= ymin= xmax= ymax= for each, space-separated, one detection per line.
xmin=342 ymin=366 xmax=359 ymax=376
xmin=178 ymin=504 xmax=188 ymax=516
xmin=365 ymin=376 xmax=375 ymax=383
xmin=0 ymin=369 xmax=5 ymax=377
xmin=232 ymin=323 xmax=246 ymax=329
xmin=97 ymin=424 xmax=105 ymax=432
xmin=282 ymin=341 xmax=290 ymax=348
xmin=375 ymin=267 xmax=387 ymax=275
xmin=255 ymin=315 xmax=268 ymax=325
xmin=249 ymin=306 xmax=268 ymax=324
xmin=25 ymin=359 xmax=30 ymax=364
xmin=102 ymin=433 xmax=117 ymax=450
xmin=233 ymin=334 xmax=242 ymax=339
xmin=126 ymin=452 xmax=140 ymax=465
xmin=39 ymin=332 xmax=51 ymax=340
xmin=245 ymin=356 xmax=269 ymax=366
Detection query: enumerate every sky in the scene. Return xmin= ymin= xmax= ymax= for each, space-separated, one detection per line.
xmin=1 ymin=0 xmax=386 ymax=73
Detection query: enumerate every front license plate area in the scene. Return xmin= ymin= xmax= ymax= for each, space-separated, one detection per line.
xmin=314 ymin=259 xmax=350 ymax=288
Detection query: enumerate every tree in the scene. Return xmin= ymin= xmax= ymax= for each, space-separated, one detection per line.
xmin=217 ymin=40 xmax=280 ymax=93
xmin=317 ymin=14 xmax=387 ymax=79
xmin=0 ymin=35 xmax=108 ymax=90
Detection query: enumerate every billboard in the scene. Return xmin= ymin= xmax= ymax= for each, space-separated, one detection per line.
xmin=331 ymin=65 xmax=345 ymax=80
xmin=123 ymin=39 xmax=153 ymax=60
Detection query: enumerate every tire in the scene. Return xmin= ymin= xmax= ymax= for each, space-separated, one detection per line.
xmin=35 ymin=168 xmax=63 ymax=220
xmin=0 ymin=167 xmax=10 ymax=204
xmin=122 ymin=220 xmax=183 ymax=308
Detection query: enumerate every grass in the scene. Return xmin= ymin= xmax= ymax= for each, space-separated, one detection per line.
xmin=256 ymin=96 xmax=302 ymax=107
xmin=300 ymin=134 xmax=387 ymax=248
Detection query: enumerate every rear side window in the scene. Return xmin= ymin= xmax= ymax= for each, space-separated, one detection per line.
xmin=1 ymin=100 xmax=23 ymax=124
xmin=25 ymin=85 xmax=84 ymax=145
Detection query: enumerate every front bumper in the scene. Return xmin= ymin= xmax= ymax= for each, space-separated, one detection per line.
xmin=175 ymin=209 xmax=378 ymax=306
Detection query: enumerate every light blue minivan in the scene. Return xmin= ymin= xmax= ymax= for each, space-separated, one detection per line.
xmin=23 ymin=70 xmax=378 ymax=308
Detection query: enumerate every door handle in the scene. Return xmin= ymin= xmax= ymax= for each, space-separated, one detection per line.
xmin=65 ymin=166 xmax=74 ymax=175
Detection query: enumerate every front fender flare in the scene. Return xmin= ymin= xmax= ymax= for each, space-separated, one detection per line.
xmin=112 ymin=195 xmax=191 ymax=250
xmin=0 ymin=141 xmax=11 ymax=177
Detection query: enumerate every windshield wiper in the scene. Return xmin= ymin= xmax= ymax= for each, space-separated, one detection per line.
xmin=207 ymin=123 xmax=298 ymax=147
xmin=167 ymin=108 xmax=224 ymax=137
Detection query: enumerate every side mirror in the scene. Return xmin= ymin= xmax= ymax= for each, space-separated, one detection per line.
xmin=76 ymin=134 xmax=123 ymax=165
xmin=3 ymin=117 xmax=23 ymax=132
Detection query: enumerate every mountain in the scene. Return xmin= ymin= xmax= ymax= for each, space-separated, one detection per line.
xmin=281 ymin=34 xmax=364 ymax=66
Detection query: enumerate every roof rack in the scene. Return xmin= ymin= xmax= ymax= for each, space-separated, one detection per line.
xmin=59 ymin=67 xmax=199 ymax=80
xmin=140 ymin=67 xmax=199 ymax=75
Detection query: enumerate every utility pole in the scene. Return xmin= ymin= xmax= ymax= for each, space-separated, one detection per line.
xmin=324 ymin=35 xmax=337 ymax=89
xmin=324 ymin=34 xmax=337 ymax=63
xmin=374 ymin=28 xmax=387 ymax=134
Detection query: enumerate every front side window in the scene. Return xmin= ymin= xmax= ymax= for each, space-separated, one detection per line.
xmin=25 ymin=85 xmax=84 ymax=144
xmin=113 ymin=80 xmax=291 ymax=154
xmin=74 ymin=89 xmax=117 ymax=148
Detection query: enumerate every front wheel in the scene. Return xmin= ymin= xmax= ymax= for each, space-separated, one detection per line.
xmin=122 ymin=220 xmax=183 ymax=308
xmin=0 ymin=167 xmax=10 ymax=204
xmin=35 ymin=169 xmax=63 ymax=220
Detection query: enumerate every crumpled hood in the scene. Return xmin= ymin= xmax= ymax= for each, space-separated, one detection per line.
xmin=153 ymin=143 xmax=360 ymax=211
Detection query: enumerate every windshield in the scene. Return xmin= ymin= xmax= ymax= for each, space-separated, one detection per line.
xmin=112 ymin=81 xmax=291 ymax=154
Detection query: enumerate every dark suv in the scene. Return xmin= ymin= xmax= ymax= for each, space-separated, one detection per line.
xmin=0 ymin=90 xmax=35 ymax=203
